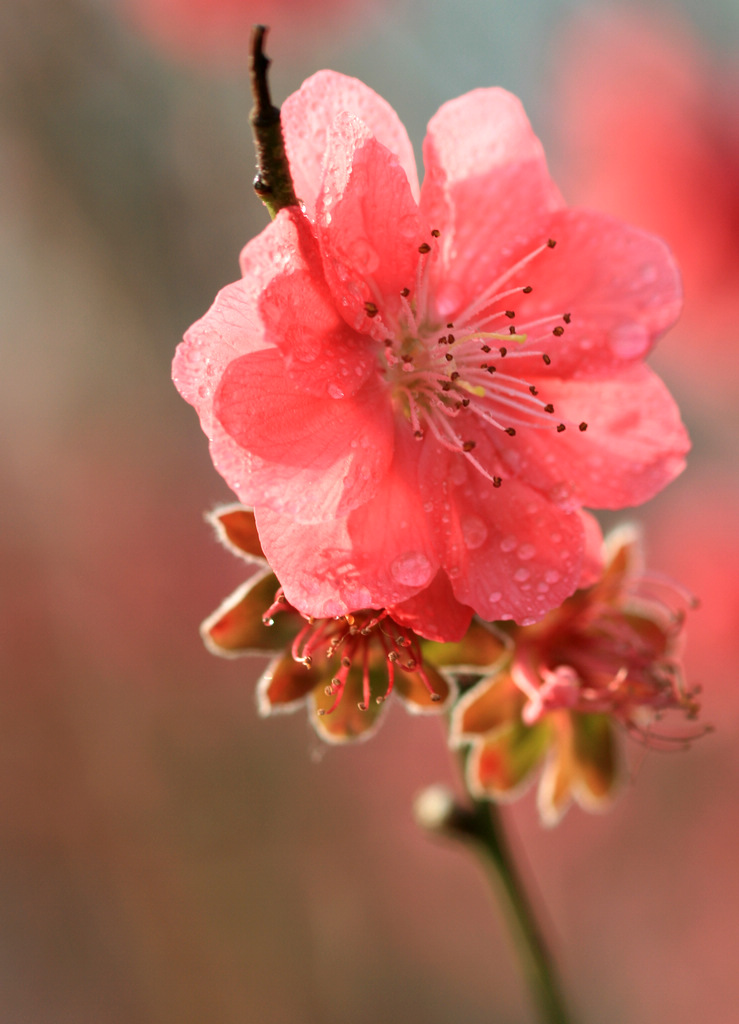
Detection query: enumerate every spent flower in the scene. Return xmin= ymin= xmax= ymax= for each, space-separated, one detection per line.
xmin=450 ymin=526 xmax=703 ymax=825
xmin=201 ymin=505 xmax=500 ymax=743
xmin=173 ymin=71 xmax=688 ymax=641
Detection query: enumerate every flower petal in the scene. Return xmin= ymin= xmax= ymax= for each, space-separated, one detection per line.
xmin=208 ymin=505 xmax=265 ymax=561
xmin=420 ymin=87 xmax=564 ymax=316
xmin=316 ymin=112 xmax=423 ymax=336
xmin=201 ymin=570 xmax=300 ymax=656
xmin=450 ymin=671 xmax=525 ymax=743
xmin=257 ymin=655 xmax=322 ymax=713
xmin=310 ymin=663 xmax=386 ymax=743
xmin=510 ymin=208 xmax=683 ymax=378
xmin=420 ymin=440 xmax=586 ymax=624
xmin=255 ymin=212 xmax=377 ymax=398
xmin=214 ymin=348 xmax=393 ymax=522
xmin=255 ymin=423 xmax=440 ymax=619
xmin=390 ymin=570 xmax=473 ymax=643
xmin=395 ymin=662 xmax=455 ymax=712
xmin=466 ymin=721 xmax=551 ymax=800
xmin=281 ymin=70 xmax=420 ymax=221
xmin=498 ymin=365 xmax=689 ymax=509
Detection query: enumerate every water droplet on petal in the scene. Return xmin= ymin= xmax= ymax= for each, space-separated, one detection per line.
xmin=545 ymin=570 xmax=561 ymax=584
xmin=327 ymin=382 xmax=345 ymax=399
xmin=390 ymin=551 xmax=433 ymax=587
xmin=488 ymin=591 xmax=502 ymax=603
xmin=462 ymin=516 xmax=488 ymax=551
xmin=514 ymin=568 xmax=530 ymax=583
xmin=500 ymin=535 xmax=518 ymax=553
xmin=609 ymin=322 xmax=649 ymax=360
xmin=517 ymin=543 xmax=535 ymax=561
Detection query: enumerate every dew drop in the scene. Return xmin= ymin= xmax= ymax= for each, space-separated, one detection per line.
xmin=514 ymin=568 xmax=530 ymax=583
xmin=500 ymin=535 xmax=518 ymax=553
xmin=638 ymin=262 xmax=658 ymax=284
xmin=462 ymin=515 xmax=488 ymax=551
xmin=488 ymin=591 xmax=502 ymax=603
xmin=517 ymin=543 xmax=535 ymax=561
xmin=609 ymin=322 xmax=649 ymax=359
xmin=327 ymin=382 xmax=345 ymax=399
xmin=390 ymin=551 xmax=433 ymax=587
xmin=545 ymin=570 xmax=561 ymax=584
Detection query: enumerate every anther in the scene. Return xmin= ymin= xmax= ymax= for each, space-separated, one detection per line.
xmin=481 ymin=344 xmax=491 ymax=353
xmin=552 ymin=325 xmax=564 ymax=337
xmin=493 ymin=476 xmax=502 ymax=487
xmin=529 ymin=385 xmax=538 ymax=395
xmin=430 ymin=693 xmax=442 ymax=703
xmin=509 ymin=325 xmax=517 ymax=334
xmin=364 ymin=301 xmax=378 ymax=317
xmin=444 ymin=352 xmax=453 ymax=362
xmin=544 ymin=403 xmax=554 ymax=413
xmin=547 ymin=238 xmax=557 ymax=248
xmin=462 ymin=440 xmax=476 ymax=452
xmin=505 ymin=427 xmax=517 ymax=436
xmin=461 ymin=398 xmax=470 ymax=407
xmin=563 ymin=313 xmax=572 ymax=324
xmin=357 ymin=701 xmax=368 ymax=711
xmin=418 ymin=242 xmax=431 ymax=254
xmin=505 ymin=310 xmax=516 ymax=319
xmin=316 ymin=708 xmax=326 ymax=716
xmin=341 ymin=657 xmax=351 ymax=668
xmin=542 ymin=353 xmax=551 ymax=365
xmin=499 ymin=347 xmax=507 ymax=357
xmin=447 ymin=334 xmax=455 ymax=343
xmin=431 ymin=228 xmax=441 ymax=237
xmin=441 ymin=381 xmax=452 ymax=391
xmin=522 ymin=285 xmax=533 ymax=293
xmin=400 ymin=287 xmax=410 ymax=297
xmin=579 ymin=422 xmax=588 ymax=432
xmin=450 ymin=371 xmax=460 ymax=381
xmin=486 ymin=365 xmax=497 ymax=374
xmin=447 ymin=323 xmax=454 ymax=329
xmin=414 ymin=429 xmax=424 ymax=439
xmin=557 ymin=423 xmax=566 ymax=432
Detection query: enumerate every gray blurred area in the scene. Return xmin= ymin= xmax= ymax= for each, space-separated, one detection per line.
xmin=2 ymin=1 xmax=739 ymax=1022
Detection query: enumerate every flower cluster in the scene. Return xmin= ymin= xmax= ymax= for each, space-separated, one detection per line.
xmin=450 ymin=527 xmax=703 ymax=824
xmin=173 ymin=71 xmax=689 ymax=643
xmin=175 ymin=70 xmax=702 ymax=822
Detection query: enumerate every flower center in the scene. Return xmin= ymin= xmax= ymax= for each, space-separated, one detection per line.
xmin=262 ymin=590 xmax=441 ymax=715
xmin=366 ymin=231 xmax=588 ymax=486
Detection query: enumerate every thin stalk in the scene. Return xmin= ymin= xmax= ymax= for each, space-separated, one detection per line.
xmin=463 ymin=797 xmax=573 ymax=1024
xmin=248 ymin=25 xmax=298 ymax=218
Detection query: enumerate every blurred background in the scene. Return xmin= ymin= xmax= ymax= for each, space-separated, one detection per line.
xmin=1 ymin=0 xmax=738 ymax=1021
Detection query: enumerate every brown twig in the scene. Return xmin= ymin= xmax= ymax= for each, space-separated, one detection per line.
xmin=248 ymin=25 xmax=298 ymax=218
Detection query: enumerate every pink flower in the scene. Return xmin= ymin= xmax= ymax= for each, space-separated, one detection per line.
xmin=173 ymin=72 xmax=688 ymax=641
xmin=450 ymin=527 xmax=703 ymax=825
xmin=553 ymin=8 xmax=739 ymax=398
xmin=118 ymin=0 xmax=379 ymax=65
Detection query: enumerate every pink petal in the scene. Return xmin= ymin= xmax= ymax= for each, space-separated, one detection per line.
xmin=316 ymin=112 xmax=423 ymax=336
xmin=390 ymin=571 xmax=473 ymax=643
xmin=420 ymin=88 xmax=564 ymax=316
xmin=208 ymin=505 xmax=265 ymax=561
xmin=419 ymin=440 xmax=586 ymax=624
xmin=510 ymin=208 xmax=683 ymax=379
xmin=214 ymin=349 xmax=393 ymax=522
xmin=255 ymin=424 xmax=440 ymax=619
xmin=254 ymin=211 xmax=377 ymax=397
xmin=281 ymin=70 xmax=420 ymax=221
xmin=497 ymin=365 xmax=689 ymax=509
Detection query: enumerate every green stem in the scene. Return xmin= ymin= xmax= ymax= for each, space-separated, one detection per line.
xmin=418 ymin=779 xmax=574 ymax=1024
xmin=462 ymin=797 xmax=574 ymax=1024
xmin=248 ymin=25 xmax=298 ymax=219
